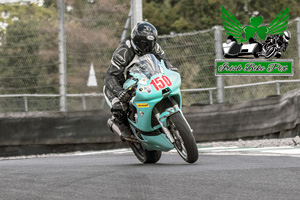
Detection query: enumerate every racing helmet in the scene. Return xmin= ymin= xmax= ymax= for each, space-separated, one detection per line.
xmin=283 ymin=31 xmax=291 ymax=42
xmin=131 ymin=22 xmax=158 ymax=56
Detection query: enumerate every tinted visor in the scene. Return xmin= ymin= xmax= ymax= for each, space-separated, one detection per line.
xmin=135 ymin=39 xmax=155 ymax=53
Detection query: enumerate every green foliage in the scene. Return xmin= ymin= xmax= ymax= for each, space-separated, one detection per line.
xmin=0 ymin=2 xmax=57 ymax=23
xmin=65 ymin=0 xmax=129 ymax=94
xmin=0 ymin=0 xmax=300 ymax=111
xmin=2 ymin=21 xmax=40 ymax=93
xmin=143 ymin=0 xmax=300 ymax=35
xmin=0 ymin=2 xmax=58 ymax=96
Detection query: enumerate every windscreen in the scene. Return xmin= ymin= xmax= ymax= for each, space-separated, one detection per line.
xmin=129 ymin=54 xmax=164 ymax=78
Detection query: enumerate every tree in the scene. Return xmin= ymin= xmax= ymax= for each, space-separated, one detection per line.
xmin=0 ymin=2 xmax=58 ymax=94
xmin=143 ymin=0 xmax=300 ymax=34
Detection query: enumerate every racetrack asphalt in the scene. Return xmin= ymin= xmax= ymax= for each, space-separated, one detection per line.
xmin=1 ymin=151 xmax=300 ymax=200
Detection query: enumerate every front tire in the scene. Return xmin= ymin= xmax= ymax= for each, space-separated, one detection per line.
xmin=129 ymin=142 xmax=161 ymax=164
xmin=169 ymin=112 xmax=198 ymax=163
xmin=264 ymin=46 xmax=276 ymax=59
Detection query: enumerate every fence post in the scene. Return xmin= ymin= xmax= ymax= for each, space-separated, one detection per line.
xmin=100 ymin=96 xmax=106 ymax=110
xmin=81 ymin=96 xmax=86 ymax=111
xmin=24 ymin=96 xmax=28 ymax=112
xmin=121 ymin=4 xmax=132 ymax=41
xmin=296 ymin=17 xmax=300 ymax=79
xmin=214 ymin=26 xmax=225 ymax=103
xmin=209 ymin=90 xmax=213 ymax=105
xmin=58 ymin=0 xmax=67 ymax=112
xmin=276 ymin=82 xmax=280 ymax=95
xmin=131 ymin=0 xmax=143 ymax=30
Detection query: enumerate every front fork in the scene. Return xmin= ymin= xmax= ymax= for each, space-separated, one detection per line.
xmin=154 ymin=111 xmax=175 ymax=143
xmin=153 ymin=98 xmax=192 ymax=144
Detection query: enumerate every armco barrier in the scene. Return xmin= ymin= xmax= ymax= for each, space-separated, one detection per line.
xmin=0 ymin=110 xmax=116 ymax=145
xmin=184 ymin=89 xmax=300 ymax=141
xmin=0 ymin=89 xmax=299 ymax=156
xmin=0 ymin=110 xmax=125 ymax=156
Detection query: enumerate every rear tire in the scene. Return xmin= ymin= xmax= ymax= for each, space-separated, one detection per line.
xmin=129 ymin=142 xmax=161 ymax=164
xmin=169 ymin=112 xmax=198 ymax=163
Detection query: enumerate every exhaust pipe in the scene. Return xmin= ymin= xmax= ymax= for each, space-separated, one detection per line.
xmin=107 ymin=118 xmax=122 ymax=137
xmin=107 ymin=118 xmax=141 ymax=143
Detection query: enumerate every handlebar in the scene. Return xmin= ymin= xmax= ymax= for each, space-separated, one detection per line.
xmin=125 ymin=78 xmax=138 ymax=92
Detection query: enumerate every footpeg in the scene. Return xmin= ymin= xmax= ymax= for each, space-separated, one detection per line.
xmin=122 ymin=137 xmax=141 ymax=143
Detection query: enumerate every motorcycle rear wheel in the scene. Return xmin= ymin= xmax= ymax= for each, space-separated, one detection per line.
xmin=169 ymin=112 xmax=198 ymax=163
xmin=129 ymin=142 xmax=161 ymax=164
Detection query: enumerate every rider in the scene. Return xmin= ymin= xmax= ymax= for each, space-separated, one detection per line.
xmin=104 ymin=22 xmax=177 ymax=139
xmin=262 ymin=31 xmax=291 ymax=58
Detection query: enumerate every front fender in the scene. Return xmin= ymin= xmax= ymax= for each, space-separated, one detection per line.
xmin=159 ymin=106 xmax=193 ymax=133
xmin=159 ymin=106 xmax=180 ymax=127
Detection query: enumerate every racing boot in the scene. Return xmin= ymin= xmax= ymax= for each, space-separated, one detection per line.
xmin=118 ymin=121 xmax=132 ymax=140
xmin=107 ymin=117 xmax=131 ymax=141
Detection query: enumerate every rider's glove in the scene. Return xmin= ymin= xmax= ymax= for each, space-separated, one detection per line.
xmin=117 ymin=90 xmax=131 ymax=103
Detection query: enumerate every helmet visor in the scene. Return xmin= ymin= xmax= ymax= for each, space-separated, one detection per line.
xmin=283 ymin=32 xmax=290 ymax=40
xmin=284 ymin=35 xmax=290 ymax=40
xmin=135 ymin=39 xmax=155 ymax=53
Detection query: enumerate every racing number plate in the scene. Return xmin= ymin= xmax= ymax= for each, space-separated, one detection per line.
xmin=150 ymin=75 xmax=172 ymax=91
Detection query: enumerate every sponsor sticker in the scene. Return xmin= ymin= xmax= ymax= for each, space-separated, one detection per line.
xmin=139 ymin=78 xmax=148 ymax=85
xmin=139 ymin=111 xmax=144 ymax=117
xmin=136 ymin=103 xmax=149 ymax=108
xmin=139 ymin=85 xmax=152 ymax=93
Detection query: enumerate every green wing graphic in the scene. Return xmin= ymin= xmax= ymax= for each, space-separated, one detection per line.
xmin=222 ymin=6 xmax=247 ymax=43
xmin=268 ymin=7 xmax=289 ymax=36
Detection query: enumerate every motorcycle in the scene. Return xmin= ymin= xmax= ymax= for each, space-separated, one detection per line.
xmin=105 ymin=54 xmax=198 ymax=164
xmin=261 ymin=38 xmax=286 ymax=59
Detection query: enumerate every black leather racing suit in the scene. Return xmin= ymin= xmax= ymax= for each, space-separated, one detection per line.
xmin=104 ymin=36 xmax=168 ymax=123
xmin=104 ymin=36 xmax=167 ymax=101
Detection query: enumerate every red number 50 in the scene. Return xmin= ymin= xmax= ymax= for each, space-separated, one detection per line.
xmin=150 ymin=75 xmax=172 ymax=91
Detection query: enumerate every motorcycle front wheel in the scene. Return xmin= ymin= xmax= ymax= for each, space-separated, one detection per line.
xmin=169 ymin=112 xmax=198 ymax=163
xmin=264 ymin=46 xmax=277 ymax=59
xmin=129 ymin=142 xmax=161 ymax=164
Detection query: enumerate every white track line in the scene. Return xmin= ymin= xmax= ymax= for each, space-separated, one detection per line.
xmin=197 ymin=146 xmax=300 ymax=157
xmin=72 ymin=148 xmax=132 ymax=156
xmin=72 ymin=146 xmax=300 ymax=157
xmin=2 ymin=146 xmax=299 ymax=160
